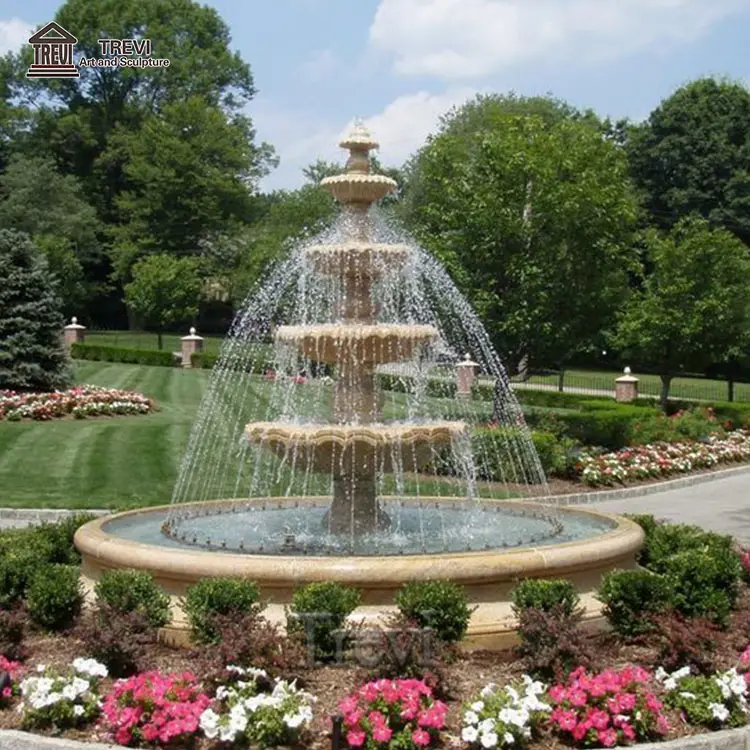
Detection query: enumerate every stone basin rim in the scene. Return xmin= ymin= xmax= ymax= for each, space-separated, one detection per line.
xmin=74 ymin=498 xmax=644 ymax=587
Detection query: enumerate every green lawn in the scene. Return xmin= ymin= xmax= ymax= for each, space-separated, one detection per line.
xmin=0 ymin=362 xmax=512 ymax=510
xmin=0 ymin=362 xmax=210 ymax=509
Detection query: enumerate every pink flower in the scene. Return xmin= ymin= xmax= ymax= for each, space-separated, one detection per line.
xmin=347 ymin=729 xmax=366 ymax=747
xmin=412 ymin=728 xmax=431 ymax=746
xmin=557 ymin=710 xmax=578 ymax=731
xmin=622 ymin=723 xmax=636 ymax=741
xmin=656 ymin=716 xmax=669 ymax=735
xmin=569 ymin=688 xmax=588 ymax=707
xmin=572 ymin=720 xmax=590 ymax=742
xmin=372 ymin=724 xmax=393 ymax=742
xmin=617 ymin=693 xmax=637 ymax=712
xmin=548 ymin=684 xmax=567 ymax=703
xmin=645 ymin=694 xmax=663 ymax=712
xmin=598 ymin=728 xmax=618 ymax=747
xmin=741 ymin=646 xmax=750 ymax=665
xmin=589 ymin=709 xmax=610 ymax=731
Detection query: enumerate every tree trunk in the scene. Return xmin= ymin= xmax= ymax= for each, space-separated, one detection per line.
xmin=728 ymin=378 xmax=735 ymax=403
xmin=660 ymin=374 xmax=672 ymax=413
xmin=557 ymin=367 xmax=565 ymax=393
xmin=157 ymin=330 xmax=163 ymax=351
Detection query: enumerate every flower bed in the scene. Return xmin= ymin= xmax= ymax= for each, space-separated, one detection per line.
xmin=577 ymin=430 xmax=750 ymax=487
xmin=0 ymin=387 xmax=154 ymax=422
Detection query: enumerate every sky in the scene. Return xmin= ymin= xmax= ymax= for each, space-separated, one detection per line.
xmin=2 ymin=0 xmax=750 ymax=191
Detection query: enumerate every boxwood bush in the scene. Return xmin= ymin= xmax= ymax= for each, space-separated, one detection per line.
xmin=26 ymin=564 xmax=83 ymax=631
xmin=511 ymin=578 xmax=580 ymax=616
xmin=395 ymin=580 xmax=472 ymax=644
xmin=183 ymin=577 xmax=264 ymax=644
xmin=95 ymin=569 xmax=171 ymax=628
xmin=286 ymin=581 xmax=361 ymax=661
xmin=598 ymin=569 xmax=672 ymax=637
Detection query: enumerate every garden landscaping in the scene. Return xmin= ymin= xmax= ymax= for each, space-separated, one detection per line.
xmin=0 ymin=387 xmax=154 ymax=422
xmin=3 ymin=515 xmax=750 ymax=748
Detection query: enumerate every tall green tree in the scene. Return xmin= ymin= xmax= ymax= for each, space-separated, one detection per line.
xmin=0 ymin=155 xmax=103 ymax=316
xmin=0 ymin=229 xmax=72 ymax=392
xmin=124 ymin=254 xmax=202 ymax=349
xmin=108 ymin=95 xmax=270 ymax=279
xmin=627 ymin=78 xmax=750 ymax=244
xmin=401 ymin=95 xmax=638 ymax=372
xmin=613 ymin=216 xmax=750 ymax=410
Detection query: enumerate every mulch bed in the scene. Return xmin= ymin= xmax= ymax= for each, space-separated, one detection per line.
xmin=4 ymin=591 xmax=750 ymax=748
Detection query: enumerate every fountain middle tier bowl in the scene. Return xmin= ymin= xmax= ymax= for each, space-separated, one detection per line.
xmin=304 ymin=242 xmax=412 ymax=278
xmin=275 ymin=323 xmax=437 ymax=364
xmin=73 ymin=500 xmax=644 ymax=649
xmin=245 ymin=420 xmax=466 ymax=474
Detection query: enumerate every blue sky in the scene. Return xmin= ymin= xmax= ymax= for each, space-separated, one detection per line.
xmin=2 ymin=0 xmax=750 ymax=191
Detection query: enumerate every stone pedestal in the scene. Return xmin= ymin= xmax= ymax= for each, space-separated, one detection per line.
xmin=63 ymin=317 xmax=86 ymax=348
xmin=456 ymin=353 xmax=479 ymax=399
xmin=181 ymin=328 xmax=204 ymax=368
xmin=615 ymin=367 xmax=639 ymax=403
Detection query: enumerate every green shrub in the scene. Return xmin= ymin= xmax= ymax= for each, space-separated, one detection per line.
xmin=624 ymin=514 xmax=659 ymax=567
xmin=26 ymin=565 xmax=83 ymax=631
xmin=598 ymin=570 xmax=672 ymax=637
xmin=511 ymin=579 xmax=580 ymax=617
xmin=95 ymin=569 xmax=171 ymax=628
xmin=646 ymin=524 xmax=734 ymax=574
xmin=32 ymin=513 xmax=98 ymax=565
xmin=286 ymin=582 xmax=361 ymax=661
xmin=662 ymin=549 xmax=742 ymax=626
xmin=183 ymin=578 xmax=264 ymax=644
xmin=394 ymin=581 xmax=472 ymax=644
xmin=71 ymin=343 xmax=176 ymax=367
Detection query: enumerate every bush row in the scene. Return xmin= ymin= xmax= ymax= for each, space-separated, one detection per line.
xmin=71 ymin=343 xmax=176 ymax=367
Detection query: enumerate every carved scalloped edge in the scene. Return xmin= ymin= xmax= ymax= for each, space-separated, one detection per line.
xmin=321 ymin=173 xmax=397 ymax=186
xmin=275 ymin=323 xmax=437 ymax=341
xmin=245 ymin=421 xmax=467 ymax=448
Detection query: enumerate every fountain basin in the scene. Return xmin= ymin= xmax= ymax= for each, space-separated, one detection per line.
xmin=74 ymin=500 xmax=643 ymax=649
xmin=245 ymin=421 xmax=466 ymax=474
xmin=275 ymin=323 xmax=437 ymax=364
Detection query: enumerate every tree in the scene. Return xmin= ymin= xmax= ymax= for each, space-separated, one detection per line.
xmin=400 ymin=95 xmax=638 ymax=372
xmin=0 ymin=155 xmax=103 ymax=316
xmin=0 ymin=229 xmax=72 ymax=392
xmin=124 ymin=254 xmax=202 ymax=349
xmin=612 ymin=216 xmax=750 ymax=410
xmin=108 ymin=95 xmax=271 ymax=279
xmin=627 ymin=78 xmax=750 ymax=245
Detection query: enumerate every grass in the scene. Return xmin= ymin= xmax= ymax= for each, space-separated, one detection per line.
xmin=0 ymin=362 xmax=210 ymax=510
xmin=0 ymin=362 xmax=514 ymax=510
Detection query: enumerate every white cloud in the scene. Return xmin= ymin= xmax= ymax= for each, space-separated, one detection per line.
xmin=254 ymin=88 xmax=477 ymax=190
xmin=369 ymin=0 xmax=750 ymax=79
xmin=0 ymin=17 xmax=33 ymax=55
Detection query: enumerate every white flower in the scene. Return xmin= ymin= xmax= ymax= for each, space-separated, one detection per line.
xmin=505 ymin=686 xmax=520 ymax=702
xmin=62 ymin=685 xmax=78 ymax=701
xmin=464 ymin=710 xmax=480 ymax=725
xmin=710 ymin=703 xmax=730 ymax=723
xmin=71 ymin=678 xmax=90 ymax=696
xmin=285 ymin=711 xmax=307 ymax=728
xmin=462 ymin=725 xmax=479 ymax=743
xmin=481 ymin=683 xmax=498 ymax=698
xmin=679 ymin=692 xmax=696 ymax=700
xmin=504 ymin=732 xmax=515 ymax=745
xmin=480 ymin=718 xmax=496 ymax=734
xmin=481 ymin=731 xmax=499 ymax=748
xmin=72 ymin=658 xmax=108 ymax=679
xmin=73 ymin=705 xmax=84 ymax=717
xmin=218 ymin=722 xmax=239 ymax=743
xmin=200 ymin=708 xmax=220 ymax=739
xmin=36 ymin=665 xmax=47 ymax=673
xmin=472 ymin=701 xmax=486 ymax=712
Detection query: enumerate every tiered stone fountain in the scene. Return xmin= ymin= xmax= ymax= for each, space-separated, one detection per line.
xmin=74 ymin=123 xmax=643 ymax=648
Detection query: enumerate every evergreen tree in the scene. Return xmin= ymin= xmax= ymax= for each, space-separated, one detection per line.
xmin=0 ymin=229 xmax=72 ymax=392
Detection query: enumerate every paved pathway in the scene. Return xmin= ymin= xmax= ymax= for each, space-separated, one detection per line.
xmin=591 ymin=472 xmax=750 ymax=544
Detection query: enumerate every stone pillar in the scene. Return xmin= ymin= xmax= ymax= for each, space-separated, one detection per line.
xmin=615 ymin=367 xmax=639 ymax=403
xmin=456 ymin=353 xmax=479 ymax=399
xmin=181 ymin=327 xmax=204 ymax=368
xmin=63 ymin=317 xmax=86 ymax=348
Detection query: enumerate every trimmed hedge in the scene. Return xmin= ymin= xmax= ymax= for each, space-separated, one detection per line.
xmin=71 ymin=343 xmax=176 ymax=367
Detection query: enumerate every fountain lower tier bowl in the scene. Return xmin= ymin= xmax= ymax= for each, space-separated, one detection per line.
xmin=304 ymin=242 xmax=411 ymax=278
xmin=275 ymin=323 xmax=437 ymax=364
xmin=74 ymin=500 xmax=644 ymax=650
xmin=245 ymin=421 xmax=466 ymax=474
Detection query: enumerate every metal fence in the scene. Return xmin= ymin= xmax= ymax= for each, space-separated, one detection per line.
xmin=514 ymin=369 xmax=750 ymax=404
